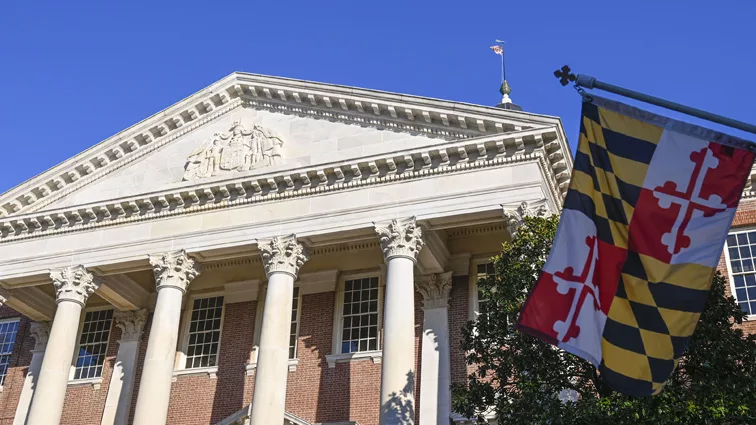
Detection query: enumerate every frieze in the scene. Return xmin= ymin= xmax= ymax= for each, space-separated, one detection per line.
xmin=183 ymin=121 xmax=284 ymax=181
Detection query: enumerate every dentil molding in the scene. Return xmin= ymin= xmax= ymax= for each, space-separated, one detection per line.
xmin=374 ymin=217 xmax=425 ymax=262
xmin=0 ymin=130 xmax=567 ymax=243
xmin=0 ymin=71 xmax=574 ymax=220
xmin=149 ymin=250 xmax=202 ymax=293
xmin=50 ymin=265 xmax=102 ymax=306
xmin=258 ymin=235 xmax=310 ymax=278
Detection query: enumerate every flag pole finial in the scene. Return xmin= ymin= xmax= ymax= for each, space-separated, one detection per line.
xmin=490 ymin=40 xmax=522 ymax=111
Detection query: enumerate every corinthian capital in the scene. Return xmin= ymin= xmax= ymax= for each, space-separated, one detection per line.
xmin=374 ymin=217 xmax=425 ymax=262
xmin=258 ymin=234 xmax=310 ymax=278
xmin=415 ymin=271 xmax=453 ymax=309
xmin=30 ymin=322 xmax=51 ymax=351
xmin=114 ymin=309 xmax=148 ymax=342
xmin=149 ymin=250 xmax=201 ymax=293
xmin=50 ymin=265 xmax=102 ymax=306
xmin=502 ymin=199 xmax=548 ymax=238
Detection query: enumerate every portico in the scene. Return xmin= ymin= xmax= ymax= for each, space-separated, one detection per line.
xmin=0 ymin=72 xmax=570 ymax=425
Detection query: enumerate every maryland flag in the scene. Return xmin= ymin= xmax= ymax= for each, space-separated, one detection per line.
xmin=516 ymin=95 xmax=755 ymax=396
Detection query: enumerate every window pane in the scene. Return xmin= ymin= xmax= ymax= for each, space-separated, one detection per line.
xmin=73 ymin=310 xmax=113 ymax=380
xmin=0 ymin=321 xmax=18 ymax=385
xmin=732 ymin=261 xmax=743 ymax=273
xmin=185 ymin=296 xmax=224 ymax=369
xmin=728 ymin=234 xmax=738 ymax=246
xmin=340 ymin=277 xmax=380 ymax=353
xmin=289 ymin=288 xmax=300 ymax=359
xmin=738 ymin=234 xmax=749 ymax=245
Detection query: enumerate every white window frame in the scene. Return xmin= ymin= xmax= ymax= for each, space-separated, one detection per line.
xmin=469 ymin=255 xmax=497 ymax=320
xmin=325 ymin=269 xmax=384 ymax=368
xmin=0 ymin=317 xmax=20 ymax=388
xmin=174 ymin=292 xmax=226 ymax=379
xmin=246 ymin=282 xmax=302 ymax=375
xmin=723 ymin=227 xmax=756 ymax=320
xmin=68 ymin=306 xmax=114 ymax=388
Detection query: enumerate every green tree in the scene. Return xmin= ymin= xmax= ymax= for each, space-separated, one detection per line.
xmin=451 ymin=215 xmax=756 ymax=424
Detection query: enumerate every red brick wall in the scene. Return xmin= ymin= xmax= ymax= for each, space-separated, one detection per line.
xmin=449 ymin=275 xmax=470 ymax=385
xmin=0 ymin=306 xmax=31 ymax=425
xmin=0 ymin=281 xmax=472 ymax=425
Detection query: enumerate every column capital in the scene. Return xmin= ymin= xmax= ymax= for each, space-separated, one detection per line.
xmin=114 ymin=309 xmax=148 ymax=342
xmin=29 ymin=321 xmax=51 ymax=351
xmin=258 ymin=234 xmax=310 ymax=278
xmin=502 ymin=199 xmax=547 ymax=238
xmin=374 ymin=217 xmax=425 ymax=262
xmin=50 ymin=265 xmax=102 ymax=306
xmin=415 ymin=271 xmax=453 ymax=309
xmin=149 ymin=250 xmax=201 ymax=293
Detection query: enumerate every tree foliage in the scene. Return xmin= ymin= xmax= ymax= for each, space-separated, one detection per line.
xmin=451 ymin=215 xmax=756 ymax=424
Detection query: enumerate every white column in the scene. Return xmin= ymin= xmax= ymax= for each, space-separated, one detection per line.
xmin=12 ymin=322 xmax=49 ymax=425
xmin=416 ymin=272 xmax=453 ymax=425
xmin=27 ymin=266 xmax=102 ymax=425
xmin=101 ymin=309 xmax=148 ymax=425
xmin=133 ymin=251 xmax=201 ymax=425
xmin=375 ymin=217 xmax=425 ymax=425
xmin=249 ymin=235 xmax=309 ymax=424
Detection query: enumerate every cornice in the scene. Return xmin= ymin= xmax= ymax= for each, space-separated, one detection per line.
xmin=0 ymin=133 xmax=567 ymax=243
xmin=0 ymin=72 xmax=572 ymax=220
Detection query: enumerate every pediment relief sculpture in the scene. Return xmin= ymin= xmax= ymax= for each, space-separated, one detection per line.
xmin=183 ymin=120 xmax=284 ymax=181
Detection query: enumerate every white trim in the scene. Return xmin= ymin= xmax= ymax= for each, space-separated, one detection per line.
xmin=172 ymin=366 xmax=218 ymax=380
xmin=325 ymin=350 xmax=383 ymax=368
xmin=175 ymin=293 xmax=226 ymax=372
xmin=69 ymin=305 xmax=114 ymax=382
xmin=331 ymin=270 xmax=384 ymax=357
xmin=723 ymin=228 xmax=756 ymax=320
xmin=66 ymin=377 xmax=102 ymax=389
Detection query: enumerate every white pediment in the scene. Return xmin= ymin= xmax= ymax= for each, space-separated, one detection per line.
xmin=0 ymin=72 xmax=574 ymax=237
xmin=44 ymin=106 xmax=458 ymax=210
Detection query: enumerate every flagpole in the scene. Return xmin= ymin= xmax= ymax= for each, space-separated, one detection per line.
xmin=554 ymin=65 xmax=756 ymax=136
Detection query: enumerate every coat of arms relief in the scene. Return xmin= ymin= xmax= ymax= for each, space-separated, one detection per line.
xmin=182 ymin=120 xmax=284 ymax=181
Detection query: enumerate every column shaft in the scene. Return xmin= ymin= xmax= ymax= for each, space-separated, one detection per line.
xmin=13 ymin=321 xmax=49 ymax=425
xmin=419 ymin=307 xmax=451 ymax=425
xmin=248 ymin=234 xmax=309 ymax=424
xmin=12 ymin=349 xmax=44 ymax=425
xmin=26 ymin=302 xmax=83 ymax=425
xmin=132 ymin=288 xmax=184 ymax=425
xmin=249 ymin=272 xmax=295 ymax=424
xmin=380 ymin=256 xmax=417 ymax=424
xmin=101 ymin=310 xmax=147 ymax=425
xmin=133 ymin=249 xmax=200 ymax=425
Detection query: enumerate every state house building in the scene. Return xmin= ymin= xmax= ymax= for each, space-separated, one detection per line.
xmin=0 ymin=71 xmax=583 ymax=425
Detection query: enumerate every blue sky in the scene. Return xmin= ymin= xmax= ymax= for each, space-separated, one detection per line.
xmin=1 ymin=1 xmax=755 ymax=193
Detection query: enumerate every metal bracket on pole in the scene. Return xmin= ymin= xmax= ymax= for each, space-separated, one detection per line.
xmin=553 ymin=65 xmax=756 ymax=136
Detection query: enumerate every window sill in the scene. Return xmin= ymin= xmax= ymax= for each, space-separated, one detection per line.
xmin=325 ymin=350 xmax=382 ymax=368
xmin=246 ymin=358 xmax=299 ymax=376
xmin=67 ymin=377 xmax=103 ymax=389
xmin=172 ymin=366 xmax=218 ymax=381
